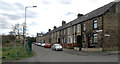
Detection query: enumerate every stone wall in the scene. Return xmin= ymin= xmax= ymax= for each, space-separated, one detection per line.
xmin=82 ymin=48 xmax=102 ymax=52
xmin=103 ymin=3 xmax=119 ymax=50
xmin=82 ymin=16 xmax=103 ymax=48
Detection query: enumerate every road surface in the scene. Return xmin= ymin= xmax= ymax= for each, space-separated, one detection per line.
xmin=16 ymin=44 xmax=118 ymax=62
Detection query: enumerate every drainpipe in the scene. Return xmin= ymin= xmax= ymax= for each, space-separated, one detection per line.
xmin=80 ymin=23 xmax=83 ymax=50
xmin=101 ymin=15 xmax=104 ymax=51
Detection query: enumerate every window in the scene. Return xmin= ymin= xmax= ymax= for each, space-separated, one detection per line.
xmin=83 ymin=24 xmax=85 ymax=31
xmin=61 ymin=31 xmax=62 ymax=36
xmin=62 ymin=38 xmax=63 ymax=43
xmin=71 ymin=36 xmax=73 ymax=43
xmin=52 ymin=34 xmax=53 ymax=38
xmin=83 ymin=35 xmax=85 ymax=42
xmin=73 ymin=35 xmax=76 ymax=43
xmin=93 ymin=33 xmax=98 ymax=43
xmin=93 ymin=20 xmax=97 ymax=29
xmin=68 ymin=28 xmax=70 ymax=35
xmin=73 ymin=26 xmax=76 ymax=34
xmin=68 ymin=36 xmax=71 ymax=43
xmin=64 ymin=38 xmax=66 ymax=43
xmin=64 ymin=29 xmax=66 ymax=35
xmin=77 ymin=24 xmax=80 ymax=33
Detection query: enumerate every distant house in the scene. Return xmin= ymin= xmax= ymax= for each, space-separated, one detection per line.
xmin=36 ymin=33 xmax=44 ymax=43
xmin=36 ymin=1 xmax=120 ymax=51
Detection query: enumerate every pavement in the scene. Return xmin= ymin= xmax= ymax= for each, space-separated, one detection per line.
xmin=63 ymin=48 xmax=119 ymax=56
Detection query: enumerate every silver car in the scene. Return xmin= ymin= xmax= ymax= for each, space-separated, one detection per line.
xmin=37 ymin=43 xmax=41 ymax=46
xmin=41 ymin=43 xmax=46 ymax=47
xmin=51 ymin=44 xmax=63 ymax=51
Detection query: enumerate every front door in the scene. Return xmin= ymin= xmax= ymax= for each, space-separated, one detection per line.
xmin=77 ymin=35 xmax=82 ymax=50
xmin=88 ymin=34 xmax=95 ymax=48
xmin=88 ymin=35 xmax=91 ymax=48
xmin=58 ymin=38 xmax=60 ymax=44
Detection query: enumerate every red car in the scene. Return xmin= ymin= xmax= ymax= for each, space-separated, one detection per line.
xmin=35 ymin=43 xmax=38 ymax=45
xmin=44 ymin=43 xmax=52 ymax=48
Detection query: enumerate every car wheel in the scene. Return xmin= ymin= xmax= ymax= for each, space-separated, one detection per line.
xmin=55 ymin=48 xmax=56 ymax=51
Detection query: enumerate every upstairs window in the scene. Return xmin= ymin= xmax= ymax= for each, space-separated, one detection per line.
xmin=60 ymin=31 xmax=62 ymax=36
xmin=93 ymin=20 xmax=97 ymax=29
xmin=77 ymin=24 xmax=80 ymax=33
xmin=68 ymin=28 xmax=70 ymax=35
xmin=64 ymin=29 xmax=66 ymax=35
xmin=83 ymin=24 xmax=85 ymax=31
xmin=73 ymin=26 xmax=76 ymax=34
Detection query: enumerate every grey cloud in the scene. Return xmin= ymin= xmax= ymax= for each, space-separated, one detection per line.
xmin=28 ymin=22 xmax=38 ymax=26
xmin=1 ymin=1 xmax=25 ymax=11
xmin=2 ymin=11 xmax=37 ymax=20
xmin=65 ymin=12 xmax=74 ymax=15
xmin=2 ymin=13 xmax=23 ymax=20
xmin=56 ymin=0 xmax=72 ymax=4
xmin=0 ymin=17 xmax=11 ymax=29
xmin=27 ymin=11 xmax=37 ymax=18
xmin=15 ymin=2 xmax=24 ymax=10
xmin=1 ymin=1 xmax=16 ymax=11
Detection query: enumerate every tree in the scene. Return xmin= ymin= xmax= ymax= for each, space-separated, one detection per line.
xmin=11 ymin=23 xmax=23 ymax=44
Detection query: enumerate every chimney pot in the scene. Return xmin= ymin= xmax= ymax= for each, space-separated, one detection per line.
xmin=53 ymin=26 xmax=57 ymax=29
xmin=48 ymin=29 xmax=51 ymax=32
xmin=77 ymin=13 xmax=84 ymax=18
xmin=62 ymin=20 xmax=66 ymax=26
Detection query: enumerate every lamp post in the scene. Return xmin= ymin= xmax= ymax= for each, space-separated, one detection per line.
xmin=23 ymin=6 xmax=37 ymax=46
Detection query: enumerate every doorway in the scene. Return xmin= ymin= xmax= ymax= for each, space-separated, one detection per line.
xmin=77 ymin=35 xmax=82 ymax=50
xmin=58 ymin=38 xmax=60 ymax=44
xmin=88 ymin=35 xmax=91 ymax=48
xmin=88 ymin=34 xmax=95 ymax=48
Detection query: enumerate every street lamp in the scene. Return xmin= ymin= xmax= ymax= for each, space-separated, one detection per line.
xmin=23 ymin=6 xmax=37 ymax=45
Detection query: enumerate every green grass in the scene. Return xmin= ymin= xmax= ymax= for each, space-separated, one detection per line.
xmin=2 ymin=44 xmax=34 ymax=62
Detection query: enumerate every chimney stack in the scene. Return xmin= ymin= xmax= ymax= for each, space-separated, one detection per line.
xmin=48 ymin=29 xmax=51 ymax=32
xmin=62 ymin=20 xmax=66 ymax=26
xmin=77 ymin=13 xmax=83 ymax=18
xmin=53 ymin=26 xmax=57 ymax=29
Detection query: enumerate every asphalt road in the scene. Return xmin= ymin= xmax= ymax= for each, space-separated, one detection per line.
xmin=16 ymin=44 xmax=118 ymax=62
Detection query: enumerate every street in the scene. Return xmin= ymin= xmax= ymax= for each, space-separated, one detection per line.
xmin=16 ymin=44 xmax=118 ymax=62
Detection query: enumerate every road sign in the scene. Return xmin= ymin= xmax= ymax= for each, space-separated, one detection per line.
xmin=104 ymin=34 xmax=110 ymax=36
xmin=96 ymin=30 xmax=102 ymax=32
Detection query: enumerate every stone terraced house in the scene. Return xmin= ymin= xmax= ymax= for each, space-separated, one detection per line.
xmin=36 ymin=1 xmax=120 ymax=51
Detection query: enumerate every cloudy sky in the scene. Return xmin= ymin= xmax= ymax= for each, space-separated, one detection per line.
xmin=0 ymin=0 xmax=114 ymax=37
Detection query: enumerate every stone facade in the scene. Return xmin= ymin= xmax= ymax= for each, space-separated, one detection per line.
xmin=36 ymin=1 xmax=120 ymax=51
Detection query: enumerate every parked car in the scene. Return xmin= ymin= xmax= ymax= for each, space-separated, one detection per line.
xmin=41 ymin=43 xmax=46 ymax=47
xmin=44 ymin=43 xmax=52 ymax=48
xmin=32 ymin=42 xmax=35 ymax=44
xmin=37 ymin=43 xmax=41 ymax=46
xmin=51 ymin=44 xmax=63 ymax=51
xmin=35 ymin=43 xmax=38 ymax=45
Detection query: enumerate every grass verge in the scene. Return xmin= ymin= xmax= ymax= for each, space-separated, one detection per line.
xmin=2 ymin=44 xmax=34 ymax=62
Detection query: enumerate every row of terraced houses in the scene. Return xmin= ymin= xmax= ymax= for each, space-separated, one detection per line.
xmin=36 ymin=1 xmax=120 ymax=51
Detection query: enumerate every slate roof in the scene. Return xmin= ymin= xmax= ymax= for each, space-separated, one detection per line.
xmin=44 ymin=2 xmax=116 ymax=35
